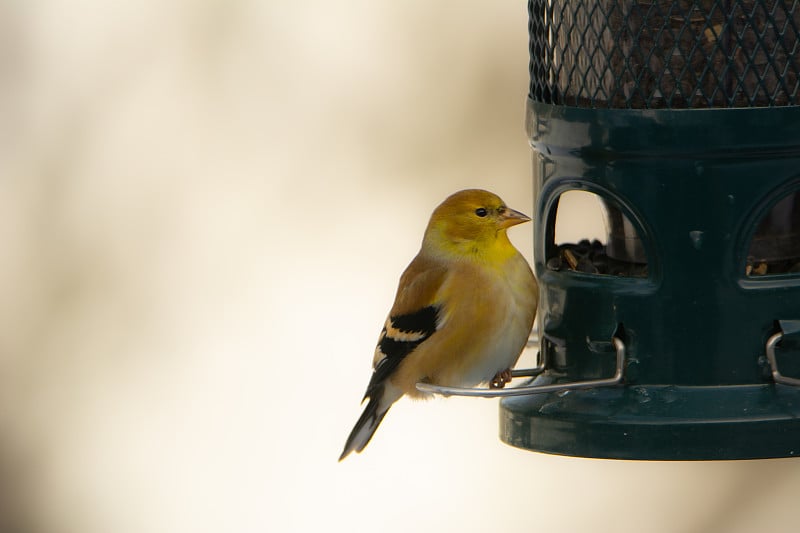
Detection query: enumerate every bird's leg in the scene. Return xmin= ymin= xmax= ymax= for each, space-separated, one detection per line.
xmin=490 ymin=368 xmax=513 ymax=389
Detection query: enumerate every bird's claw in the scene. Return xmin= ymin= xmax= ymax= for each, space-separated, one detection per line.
xmin=490 ymin=368 xmax=513 ymax=389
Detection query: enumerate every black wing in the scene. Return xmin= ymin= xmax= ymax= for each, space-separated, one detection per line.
xmin=363 ymin=305 xmax=439 ymax=400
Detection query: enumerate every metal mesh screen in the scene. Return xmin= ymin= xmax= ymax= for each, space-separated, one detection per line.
xmin=529 ymin=0 xmax=800 ymax=108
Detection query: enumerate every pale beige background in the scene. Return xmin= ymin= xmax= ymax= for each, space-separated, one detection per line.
xmin=2 ymin=2 xmax=799 ymax=533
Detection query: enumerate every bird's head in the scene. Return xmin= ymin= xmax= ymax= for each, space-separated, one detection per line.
xmin=422 ymin=189 xmax=531 ymax=259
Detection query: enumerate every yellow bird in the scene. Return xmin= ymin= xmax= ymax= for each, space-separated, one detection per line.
xmin=340 ymin=189 xmax=539 ymax=461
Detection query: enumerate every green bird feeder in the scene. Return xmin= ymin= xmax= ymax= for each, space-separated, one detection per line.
xmin=420 ymin=0 xmax=800 ymax=460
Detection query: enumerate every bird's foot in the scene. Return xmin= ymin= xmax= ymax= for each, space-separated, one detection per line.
xmin=490 ymin=368 xmax=513 ymax=389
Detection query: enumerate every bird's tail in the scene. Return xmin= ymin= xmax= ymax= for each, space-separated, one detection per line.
xmin=339 ymin=387 xmax=395 ymax=461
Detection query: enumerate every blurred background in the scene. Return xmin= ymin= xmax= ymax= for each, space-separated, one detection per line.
xmin=2 ymin=1 xmax=800 ymax=532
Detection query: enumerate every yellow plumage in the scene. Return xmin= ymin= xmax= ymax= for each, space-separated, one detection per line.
xmin=340 ymin=189 xmax=539 ymax=461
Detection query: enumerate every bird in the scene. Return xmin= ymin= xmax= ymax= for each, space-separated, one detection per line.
xmin=339 ymin=189 xmax=538 ymax=461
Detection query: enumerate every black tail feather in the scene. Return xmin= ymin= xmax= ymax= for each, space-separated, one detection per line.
xmin=339 ymin=391 xmax=390 ymax=461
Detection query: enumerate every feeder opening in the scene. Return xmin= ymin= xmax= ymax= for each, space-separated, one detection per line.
xmin=547 ymin=189 xmax=648 ymax=277
xmin=747 ymin=191 xmax=800 ymax=276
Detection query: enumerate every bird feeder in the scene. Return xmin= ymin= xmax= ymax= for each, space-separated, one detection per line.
xmin=420 ymin=0 xmax=800 ymax=460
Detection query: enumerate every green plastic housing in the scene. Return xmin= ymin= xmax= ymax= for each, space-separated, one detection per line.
xmin=499 ymin=101 xmax=800 ymax=460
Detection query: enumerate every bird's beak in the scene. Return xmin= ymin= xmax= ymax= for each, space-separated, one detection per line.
xmin=498 ymin=207 xmax=531 ymax=229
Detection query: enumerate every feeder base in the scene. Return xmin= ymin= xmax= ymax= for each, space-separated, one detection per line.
xmin=500 ymin=383 xmax=800 ymax=460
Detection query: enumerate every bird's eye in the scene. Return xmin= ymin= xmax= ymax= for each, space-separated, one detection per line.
xmin=475 ymin=207 xmax=488 ymax=217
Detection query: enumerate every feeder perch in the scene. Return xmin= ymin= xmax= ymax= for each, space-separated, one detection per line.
xmin=420 ymin=0 xmax=800 ymax=460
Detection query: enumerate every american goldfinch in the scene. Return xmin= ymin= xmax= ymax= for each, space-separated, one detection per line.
xmin=339 ymin=189 xmax=538 ymax=461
